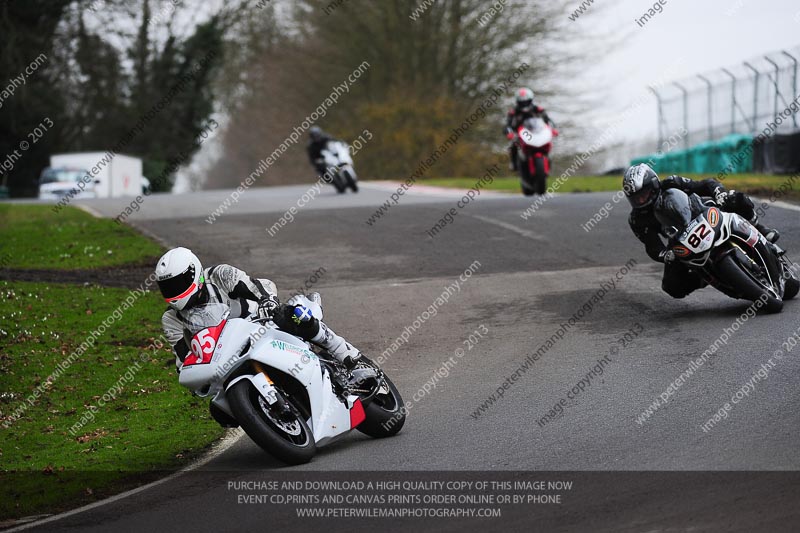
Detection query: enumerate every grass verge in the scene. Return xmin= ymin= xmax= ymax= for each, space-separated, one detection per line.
xmin=424 ymin=174 xmax=800 ymax=202
xmin=0 ymin=205 xmax=224 ymax=521
xmin=0 ymin=282 xmax=224 ymax=520
xmin=0 ymin=205 xmax=163 ymax=270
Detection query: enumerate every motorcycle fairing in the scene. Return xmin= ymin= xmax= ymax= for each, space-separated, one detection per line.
xmin=728 ymin=212 xmax=761 ymax=248
xmin=671 ymin=207 xmax=783 ymax=299
xmin=672 ymin=208 xmax=758 ymax=268
xmin=243 ymin=327 xmax=357 ymax=444
xmin=179 ymin=317 xmax=256 ymax=392
xmin=181 ymin=317 xmax=362 ymax=444
xmin=321 ymin=140 xmax=354 ymax=168
xmin=673 ymin=208 xmax=725 ymax=266
xmin=519 ymin=117 xmax=553 ymax=148
xmin=183 ymin=321 xmax=227 ymax=366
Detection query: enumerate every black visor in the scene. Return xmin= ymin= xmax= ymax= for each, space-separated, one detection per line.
xmin=157 ymin=265 xmax=196 ymax=300
xmin=628 ymin=187 xmax=657 ymax=208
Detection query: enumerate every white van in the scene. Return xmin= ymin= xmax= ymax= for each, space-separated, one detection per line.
xmin=38 ymin=153 xmax=143 ymax=200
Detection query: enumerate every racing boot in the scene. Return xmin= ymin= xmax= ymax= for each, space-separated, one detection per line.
xmin=311 ymin=322 xmax=362 ymax=370
xmin=755 ymin=222 xmax=780 ymax=244
xmin=288 ymin=298 xmax=361 ymax=368
xmin=749 ymin=212 xmax=779 ymax=243
xmin=310 ymin=323 xmax=375 ymax=394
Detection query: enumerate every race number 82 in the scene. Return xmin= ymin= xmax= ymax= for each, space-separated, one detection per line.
xmin=687 ymin=223 xmax=711 ymax=248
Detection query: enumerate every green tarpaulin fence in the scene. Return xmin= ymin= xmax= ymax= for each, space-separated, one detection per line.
xmin=632 ymin=134 xmax=753 ymax=175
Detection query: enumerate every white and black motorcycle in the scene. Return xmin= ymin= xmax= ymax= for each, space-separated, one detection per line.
xmin=178 ymin=296 xmax=404 ymax=464
xmin=321 ymin=141 xmax=358 ymax=194
xmin=656 ymin=189 xmax=799 ymax=313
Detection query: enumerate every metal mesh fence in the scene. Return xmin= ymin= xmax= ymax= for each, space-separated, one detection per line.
xmin=653 ymin=47 xmax=800 ymax=148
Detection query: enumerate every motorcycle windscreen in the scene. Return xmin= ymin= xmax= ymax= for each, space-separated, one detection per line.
xmin=519 ymin=117 xmax=552 ymax=147
xmin=182 ymin=303 xmax=230 ymax=336
xmin=654 ymin=189 xmax=694 ymax=237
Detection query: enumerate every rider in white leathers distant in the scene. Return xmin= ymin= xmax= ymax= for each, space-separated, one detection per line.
xmin=155 ymin=247 xmax=362 ymax=372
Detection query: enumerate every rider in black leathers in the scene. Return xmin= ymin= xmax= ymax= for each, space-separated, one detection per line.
xmin=306 ymin=126 xmax=335 ymax=177
xmin=624 ymin=163 xmax=779 ymax=298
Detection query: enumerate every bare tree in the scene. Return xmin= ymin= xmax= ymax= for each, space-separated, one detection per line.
xmin=209 ymin=0 xmax=605 ymax=186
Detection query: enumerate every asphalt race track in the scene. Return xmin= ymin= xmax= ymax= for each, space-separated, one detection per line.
xmin=18 ymin=183 xmax=800 ymax=532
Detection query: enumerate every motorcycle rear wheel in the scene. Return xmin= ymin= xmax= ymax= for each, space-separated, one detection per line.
xmin=716 ymin=254 xmax=783 ymax=313
xmin=228 ymin=380 xmax=317 ymax=464
xmin=355 ymin=357 xmax=406 ymax=438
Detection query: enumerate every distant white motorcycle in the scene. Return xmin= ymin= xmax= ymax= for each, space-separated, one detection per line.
xmin=320 ymin=140 xmax=358 ymax=193
xmin=178 ymin=296 xmax=404 ymax=464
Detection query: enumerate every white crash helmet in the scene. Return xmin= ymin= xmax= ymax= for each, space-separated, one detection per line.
xmin=155 ymin=247 xmax=204 ymax=311
xmin=516 ymin=87 xmax=535 ymax=113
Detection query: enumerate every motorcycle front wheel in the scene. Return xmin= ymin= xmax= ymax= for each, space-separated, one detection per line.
xmin=716 ymin=254 xmax=783 ymax=313
xmin=533 ymin=157 xmax=547 ymax=195
xmin=343 ymin=169 xmax=358 ymax=192
xmin=519 ymin=160 xmax=535 ymax=196
xmin=780 ymin=256 xmax=799 ymax=300
xmin=228 ymin=379 xmax=317 ymax=465
xmin=330 ymin=171 xmax=347 ymax=193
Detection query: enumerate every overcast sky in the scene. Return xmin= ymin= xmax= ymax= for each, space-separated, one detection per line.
xmin=579 ymin=0 xmax=800 ymax=144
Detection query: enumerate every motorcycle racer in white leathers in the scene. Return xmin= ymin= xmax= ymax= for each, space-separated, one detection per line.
xmin=155 ymin=247 xmax=362 ymax=372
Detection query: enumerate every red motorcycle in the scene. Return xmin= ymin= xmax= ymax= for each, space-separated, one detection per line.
xmin=515 ymin=117 xmax=557 ymax=196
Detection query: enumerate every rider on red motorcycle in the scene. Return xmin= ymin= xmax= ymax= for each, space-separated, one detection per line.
xmin=503 ymin=88 xmax=557 ymax=171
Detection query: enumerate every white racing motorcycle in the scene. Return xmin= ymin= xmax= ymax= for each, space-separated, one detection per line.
xmin=178 ymin=296 xmax=404 ymax=464
xmin=321 ymin=140 xmax=358 ymax=193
